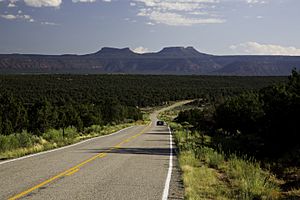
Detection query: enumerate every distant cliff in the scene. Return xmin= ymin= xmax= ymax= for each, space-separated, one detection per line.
xmin=0 ymin=47 xmax=299 ymax=75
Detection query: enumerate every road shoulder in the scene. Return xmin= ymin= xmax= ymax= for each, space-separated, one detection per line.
xmin=168 ymin=149 xmax=184 ymax=200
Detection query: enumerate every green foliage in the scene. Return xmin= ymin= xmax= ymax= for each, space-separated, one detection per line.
xmin=214 ymin=70 xmax=299 ymax=158
xmin=1 ymin=74 xmax=285 ymax=107
xmin=227 ymin=155 xmax=279 ymax=200
xmin=42 ymin=127 xmax=78 ymax=143
xmin=0 ymin=123 xmax=134 ymax=159
xmin=0 ymin=74 xmax=288 ymax=163
xmin=197 ymin=147 xmax=225 ymax=169
xmin=175 ymin=70 xmax=299 ymax=159
xmin=215 ymin=92 xmax=264 ymax=135
xmin=175 ymin=108 xmax=204 ymax=127
xmin=42 ymin=129 xmax=63 ymax=143
xmin=1 ymin=74 xmax=283 ymax=139
xmin=171 ymin=119 xmax=280 ymax=200
xmin=0 ymin=130 xmax=36 ymax=152
xmin=259 ymin=71 xmax=300 ymax=154
xmin=159 ymin=73 xmax=299 ymax=199
xmin=0 ymin=92 xmax=142 ymax=138
xmin=179 ymin=151 xmax=230 ymax=200
xmin=15 ymin=130 xmax=35 ymax=148
xmin=84 ymin=125 xmax=103 ymax=135
xmin=175 ymin=108 xmax=215 ymax=133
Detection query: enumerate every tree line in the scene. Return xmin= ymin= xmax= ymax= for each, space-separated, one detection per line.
xmin=0 ymin=94 xmax=142 ymax=136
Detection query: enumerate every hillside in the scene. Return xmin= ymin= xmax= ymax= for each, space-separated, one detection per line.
xmin=0 ymin=47 xmax=299 ymax=75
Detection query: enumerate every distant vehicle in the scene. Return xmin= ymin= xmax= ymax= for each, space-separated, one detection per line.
xmin=156 ymin=121 xmax=164 ymax=126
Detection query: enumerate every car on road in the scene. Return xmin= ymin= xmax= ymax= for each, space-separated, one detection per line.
xmin=156 ymin=121 xmax=164 ymax=126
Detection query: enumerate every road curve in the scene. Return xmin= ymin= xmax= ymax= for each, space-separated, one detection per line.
xmin=0 ymin=102 xmax=189 ymax=200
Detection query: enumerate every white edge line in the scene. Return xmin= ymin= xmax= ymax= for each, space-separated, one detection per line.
xmin=162 ymin=126 xmax=173 ymax=200
xmin=0 ymin=126 xmax=134 ymax=166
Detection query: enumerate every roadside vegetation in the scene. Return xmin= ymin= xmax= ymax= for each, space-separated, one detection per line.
xmin=0 ymin=122 xmax=148 ymax=160
xmin=160 ymin=70 xmax=300 ymax=199
xmin=168 ymin=123 xmax=281 ymax=200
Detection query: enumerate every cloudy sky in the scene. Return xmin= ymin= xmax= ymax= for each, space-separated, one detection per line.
xmin=0 ymin=0 xmax=300 ymax=55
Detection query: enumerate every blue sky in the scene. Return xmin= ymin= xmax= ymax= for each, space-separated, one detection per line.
xmin=0 ymin=0 xmax=300 ymax=55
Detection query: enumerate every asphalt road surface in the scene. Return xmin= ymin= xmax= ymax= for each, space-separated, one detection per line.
xmin=0 ymin=102 xmax=190 ymax=200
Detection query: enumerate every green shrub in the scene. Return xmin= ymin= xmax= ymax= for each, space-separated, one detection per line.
xmin=0 ymin=135 xmax=10 ymax=152
xmin=0 ymin=131 xmax=36 ymax=152
xmin=63 ymin=127 xmax=78 ymax=139
xmin=0 ymin=134 xmax=19 ymax=151
xmin=15 ymin=130 xmax=34 ymax=148
xmin=84 ymin=125 xmax=103 ymax=134
xmin=42 ymin=129 xmax=63 ymax=143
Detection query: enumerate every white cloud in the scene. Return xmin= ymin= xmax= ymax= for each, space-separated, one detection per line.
xmin=136 ymin=1 xmax=203 ymax=11
xmin=134 ymin=0 xmax=224 ymax=26
xmin=73 ymin=0 xmax=112 ymax=3
xmin=72 ymin=0 xmax=95 ymax=2
xmin=146 ymin=21 xmax=154 ymax=25
xmin=24 ymin=0 xmax=61 ymax=7
xmin=1 ymin=11 xmax=60 ymax=24
xmin=190 ymin=11 xmax=209 ymax=15
xmin=1 ymin=13 xmax=34 ymax=22
xmin=41 ymin=21 xmax=59 ymax=25
xmin=135 ymin=0 xmax=218 ymax=11
xmin=1 ymin=14 xmax=17 ymax=20
xmin=139 ymin=10 xmax=223 ymax=26
xmin=246 ymin=0 xmax=267 ymax=4
xmin=132 ymin=46 xmax=149 ymax=54
xmin=230 ymin=42 xmax=300 ymax=56
xmin=8 ymin=2 xmax=16 ymax=7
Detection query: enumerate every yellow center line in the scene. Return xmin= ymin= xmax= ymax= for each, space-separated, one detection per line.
xmin=65 ymin=168 xmax=80 ymax=176
xmin=9 ymin=122 xmax=152 ymax=200
xmin=98 ymin=153 xmax=107 ymax=158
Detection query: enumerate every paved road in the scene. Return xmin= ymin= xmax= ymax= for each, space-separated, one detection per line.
xmin=0 ymin=102 xmax=189 ymax=200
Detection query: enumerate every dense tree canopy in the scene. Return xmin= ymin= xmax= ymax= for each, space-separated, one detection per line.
xmin=0 ymin=74 xmax=285 ymax=136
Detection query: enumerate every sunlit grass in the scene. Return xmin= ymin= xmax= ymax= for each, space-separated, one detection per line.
xmin=226 ymin=155 xmax=281 ymax=199
xmin=179 ymin=151 xmax=230 ymax=200
xmin=177 ymin=141 xmax=281 ymax=200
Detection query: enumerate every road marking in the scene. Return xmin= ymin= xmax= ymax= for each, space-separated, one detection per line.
xmin=98 ymin=153 xmax=107 ymax=158
xmin=65 ymin=168 xmax=80 ymax=176
xmin=0 ymin=126 xmax=134 ymax=166
xmin=9 ymin=123 xmax=152 ymax=200
xmin=162 ymin=126 xmax=173 ymax=200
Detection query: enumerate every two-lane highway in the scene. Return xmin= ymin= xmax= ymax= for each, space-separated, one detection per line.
xmin=0 ymin=110 xmax=175 ymax=200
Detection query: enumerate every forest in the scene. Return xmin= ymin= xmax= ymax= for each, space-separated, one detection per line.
xmin=0 ymin=74 xmax=286 ymax=157
xmin=0 ymin=74 xmax=286 ymax=135
xmin=175 ymin=70 xmax=299 ymax=162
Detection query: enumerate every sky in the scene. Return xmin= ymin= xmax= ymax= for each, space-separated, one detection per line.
xmin=0 ymin=0 xmax=300 ymax=55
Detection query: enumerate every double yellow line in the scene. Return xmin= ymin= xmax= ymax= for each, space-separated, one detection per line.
xmin=9 ymin=123 xmax=152 ymax=200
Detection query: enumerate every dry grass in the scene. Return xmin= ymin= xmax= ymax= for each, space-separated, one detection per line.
xmin=179 ymin=151 xmax=230 ymax=200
